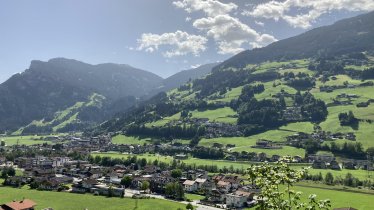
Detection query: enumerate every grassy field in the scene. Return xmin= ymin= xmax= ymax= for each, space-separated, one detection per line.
xmin=307 ymin=168 xmax=374 ymax=181
xmin=185 ymin=193 xmax=205 ymax=201
xmin=0 ymin=187 xmax=185 ymax=210
xmin=190 ymin=107 xmax=237 ymax=124
xmin=111 ymin=135 xmax=152 ymax=145
xmin=0 ymin=135 xmax=52 ymax=146
xmin=294 ymin=185 xmax=374 ymax=210
xmin=145 ymin=112 xmax=181 ymax=127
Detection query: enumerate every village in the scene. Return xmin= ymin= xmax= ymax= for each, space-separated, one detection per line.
xmin=0 ymin=133 xmax=373 ymax=209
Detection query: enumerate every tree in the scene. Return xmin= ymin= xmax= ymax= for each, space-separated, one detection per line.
xmin=186 ymin=203 xmax=194 ymax=210
xmin=0 ymin=140 xmax=5 ymax=147
xmin=121 ymin=176 xmax=132 ymax=188
xmin=248 ymin=157 xmax=331 ymax=210
xmin=171 ymin=169 xmax=182 ymax=178
xmin=324 ymin=172 xmax=334 ymax=185
xmin=141 ymin=181 xmax=150 ymax=192
xmin=165 ymin=182 xmax=184 ymax=200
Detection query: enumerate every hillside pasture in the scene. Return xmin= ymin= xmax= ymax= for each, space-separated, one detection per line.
xmin=190 ymin=107 xmax=237 ymax=124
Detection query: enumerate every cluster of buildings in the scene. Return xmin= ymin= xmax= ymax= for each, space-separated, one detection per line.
xmin=3 ymin=154 xmax=261 ymax=209
xmin=287 ymin=131 xmax=356 ymax=146
xmin=183 ymin=174 xmax=258 ymax=208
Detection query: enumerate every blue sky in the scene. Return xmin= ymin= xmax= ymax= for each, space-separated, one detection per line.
xmin=0 ymin=0 xmax=373 ymax=82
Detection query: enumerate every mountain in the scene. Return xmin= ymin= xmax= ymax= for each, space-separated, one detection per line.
xmin=216 ymin=11 xmax=374 ymax=71
xmin=94 ymin=11 xmax=374 ymax=146
xmin=160 ymin=63 xmax=219 ymax=91
xmin=0 ymin=58 xmax=163 ymax=132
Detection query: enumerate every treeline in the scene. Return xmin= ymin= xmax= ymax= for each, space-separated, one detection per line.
xmin=305 ymin=172 xmax=374 ymax=189
xmin=361 ymin=67 xmax=374 ymax=80
xmin=324 ymin=141 xmax=366 ymax=159
xmin=284 ymin=72 xmax=315 ymax=90
xmin=126 ymin=124 xmax=205 ymax=139
xmin=231 ymin=86 xmax=327 ymax=135
xmin=339 ymin=111 xmax=358 ymax=126
xmin=295 ymin=92 xmax=328 ymax=122
xmin=193 ymin=69 xmax=279 ymax=98
xmin=89 ymin=155 xmax=245 ymax=174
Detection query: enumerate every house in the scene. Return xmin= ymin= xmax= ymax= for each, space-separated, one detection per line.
xmin=343 ymin=161 xmax=356 ymax=170
xmin=271 ymin=155 xmax=281 ymax=162
xmin=3 ymin=176 xmax=27 ymax=187
xmin=183 ymin=180 xmax=197 ymax=192
xmin=293 ymin=156 xmax=303 ymax=163
xmin=312 ymin=160 xmax=327 ymax=169
xmin=226 ymin=191 xmax=255 ymax=208
xmin=174 ymin=154 xmax=188 ymax=160
xmin=91 ymin=184 xmax=125 ymax=197
xmin=329 ymin=160 xmax=341 ymax=170
xmin=1 ymin=199 xmax=36 ymax=210
xmin=195 ymin=178 xmax=207 ymax=190
xmin=206 ymin=189 xmax=225 ymax=203
xmin=258 ymin=153 xmax=267 ymax=162
xmin=216 ymin=181 xmax=231 ymax=193
xmin=82 ymin=179 xmax=99 ymax=189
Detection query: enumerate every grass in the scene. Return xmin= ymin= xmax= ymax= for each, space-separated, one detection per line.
xmin=185 ymin=193 xmax=204 ymax=201
xmin=0 ymin=135 xmax=51 ymax=146
xmin=111 ymin=135 xmax=151 ymax=145
xmin=315 ymin=74 xmax=362 ymax=87
xmin=294 ymin=185 xmax=374 ymax=209
xmin=231 ymin=146 xmax=305 ymax=157
xmin=319 ymin=105 xmax=374 ymax=148
xmin=210 ymin=86 xmax=243 ymax=102
xmin=0 ymin=187 xmax=185 ymax=210
xmin=255 ymin=80 xmax=297 ymax=100
xmin=145 ymin=112 xmax=181 ymax=127
xmin=306 ymin=168 xmax=374 ymax=182
xmin=190 ymin=107 xmax=237 ymax=124
xmin=279 ymin=122 xmax=315 ymax=133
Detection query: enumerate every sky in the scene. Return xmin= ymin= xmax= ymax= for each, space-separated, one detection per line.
xmin=0 ymin=0 xmax=373 ymax=83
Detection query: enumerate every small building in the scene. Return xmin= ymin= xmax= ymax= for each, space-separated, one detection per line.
xmin=195 ymin=178 xmax=207 ymax=189
xmin=1 ymin=199 xmax=36 ymax=210
xmin=183 ymin=180 xmax=197 ymax=192
xmin=226 ymin=191 xmax=255 ymax=208
xmin=91 ymin=184 xmax=125 ymax=197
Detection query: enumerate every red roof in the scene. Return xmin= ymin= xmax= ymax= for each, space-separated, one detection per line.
xmin=3 ymin=199 xmax=36 ymax=210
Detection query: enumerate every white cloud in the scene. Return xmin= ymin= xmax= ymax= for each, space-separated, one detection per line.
xmin=245 ymin=0 xmax=374 ymax=29
xmin=173 ymin=0 xmax=237 ymax=17
xmin=255 ymin=21 xmax=265 ymax=26
xmin=193 ymin=14 xmax=277 ymax=54
xmin=185 ymin=17 xmax=192 ymax=22
xmin=137 ymin=30 xmax=207 ymax=57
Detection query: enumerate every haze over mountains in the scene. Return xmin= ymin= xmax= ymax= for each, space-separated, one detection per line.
xmin=0 ymin=58 xmax=217 ymax=133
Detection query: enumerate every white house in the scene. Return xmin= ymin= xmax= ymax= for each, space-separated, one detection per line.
xmin=183 ymin=180 xmax=197 ymax=192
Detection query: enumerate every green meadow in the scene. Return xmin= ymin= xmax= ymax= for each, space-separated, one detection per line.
xmin=0 ymin=187 xmax=185 ymax=210
xmin=0 ymin=135 xmax=52 ymax=146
